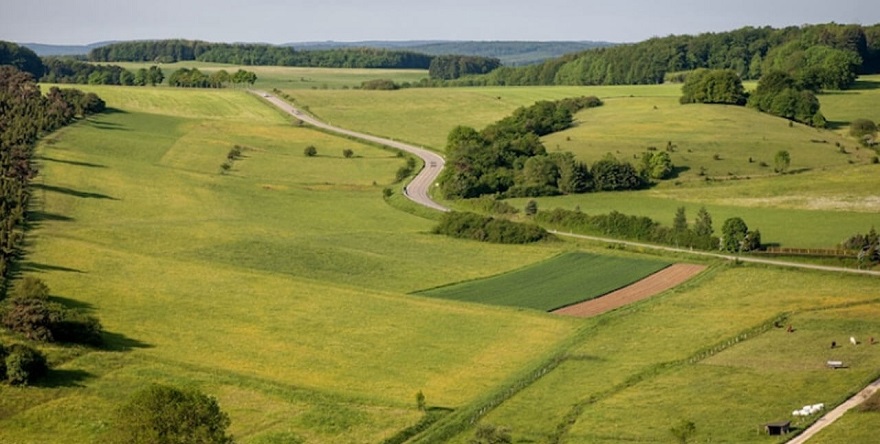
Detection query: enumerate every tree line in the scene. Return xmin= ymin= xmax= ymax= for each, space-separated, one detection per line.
xmin=0 ymin=66 xmax=105 ymax=293
xmin=86 ymin=39 xmax=502 ymax=79
xmin=453 ymin=23 xmax=880 ymax=87
xmin=0 ymin=66 xmax=107 ymax=385
xmin=167 ymin=68 xmax=257 ymax=88
xmin=88 ymin=40 xmax=434 ymax=69
xmin=535 ymin=206 xmax=762 ymax=253
xmin=679 ymin=68 xmax=826 ymax=126
xmin=438 ymin=96 xmax=666 ymax=199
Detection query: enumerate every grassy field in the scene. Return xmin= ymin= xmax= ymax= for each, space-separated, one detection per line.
xmin=108 ymin=61 xmax=430 ymax=91
xmin=455 ymin=265 xmax=880 ymax=443
xmin=2 ymin=85 xmax=580 ymax=443
xmin=281 ymin=78 xmax=880 ymax=249
xmin=417 ymin=252 xmax=670 ymax=310
xmin=4 ymin=74 xmax=880 ymax=444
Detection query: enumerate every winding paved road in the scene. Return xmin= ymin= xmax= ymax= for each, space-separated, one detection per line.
xmin=251 ymin=90 xmax=448 ymax=212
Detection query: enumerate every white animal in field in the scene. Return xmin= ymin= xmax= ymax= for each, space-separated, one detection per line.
xmin=851 ymin=336 xmax=857 ymax=345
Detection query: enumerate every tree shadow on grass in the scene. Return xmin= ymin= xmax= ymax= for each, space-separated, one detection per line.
xmin=19 ymin=261 xmax=84 ymax=274
xmin=37 ymin=156 xmax=107 ymax=169
xmin=27 ymin=211 xmax=75 ymax=223
xmin=33 ymin=184 xmax=118 ymax=200
xmin=101 ymin=331 xmax=153 ymax=353
xmin=48 ymin=295 xmax=95 ymax=312
xmin=36 ymin=368 xmax=95 ymax=388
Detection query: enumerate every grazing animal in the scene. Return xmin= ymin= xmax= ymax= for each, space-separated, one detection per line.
xmin=850 ymin=336 xmax=857 ymax=346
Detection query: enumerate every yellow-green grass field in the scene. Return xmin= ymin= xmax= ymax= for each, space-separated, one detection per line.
xmin=4 ymin=76 xmax=880 ymax=444
xmin=2 ymin=85 xmax=582 ymax=443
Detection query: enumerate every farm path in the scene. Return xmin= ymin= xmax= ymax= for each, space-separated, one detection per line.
xmin=550 ymin=231 xmax=880 ymax=277
xmin=553 ymin=263 xmax=706 ymax=317
xmin=785 ymin=376 xmax=880 ymax=443
xmin=250 ymin=90 xmax=449 ymax=212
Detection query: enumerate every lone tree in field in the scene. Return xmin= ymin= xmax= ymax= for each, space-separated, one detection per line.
xmin=113 ymin=384 xmax=233 ymax=444
xmin=524 ymin=200 xmax=538 ymax=216
xmin=303 ymin=145 xmax=317 ymax=157
xmin=343 ymin=148 xmax=354 ymax=158
xmin=774 ymin=150 xmax=791 ymax=173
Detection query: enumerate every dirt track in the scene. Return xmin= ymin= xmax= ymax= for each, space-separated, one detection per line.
xmin=553 ymin=263 xmax=707 ymax=317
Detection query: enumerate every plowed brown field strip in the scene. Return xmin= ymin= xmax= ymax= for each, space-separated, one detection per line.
xmin=553 ymin=263 xmax=706 ymax=317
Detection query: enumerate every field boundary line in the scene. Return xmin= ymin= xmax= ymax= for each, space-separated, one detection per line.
xmin=550 ymin=231 xmax=880 ymax=277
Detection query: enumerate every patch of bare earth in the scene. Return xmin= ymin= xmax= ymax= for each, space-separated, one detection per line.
xmin=553 ymin=264 xmax=706 ymax=318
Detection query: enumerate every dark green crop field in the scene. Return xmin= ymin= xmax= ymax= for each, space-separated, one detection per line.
xmin=418 ymin=252 xmax=670 ymax=311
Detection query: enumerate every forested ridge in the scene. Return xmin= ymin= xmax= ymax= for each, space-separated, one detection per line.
xmin=88 ymin=40 xmax=434 ymax=69
xmin=457 ymin=23 xmax=880 ymax=87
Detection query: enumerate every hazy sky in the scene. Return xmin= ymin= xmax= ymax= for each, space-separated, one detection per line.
xmin=3 ymin=0 xmax=878 ymax=45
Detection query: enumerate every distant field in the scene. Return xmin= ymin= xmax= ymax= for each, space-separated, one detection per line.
xmin=417 ymin=252 xmax=670 ymax=311
xmin=107 ymin=61 xmax=429 ymax=90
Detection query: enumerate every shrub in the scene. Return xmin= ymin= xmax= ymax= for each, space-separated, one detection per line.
xmin=433 ymin=212 xmax=549 ymax=244
xmin=4 ymin=344 xmax=48 ymax=386
xmin=850 ymin=118 xmax=878 ymax=138
xmin=9 ymin=276 xmax=50 ymax=300
xmin=342 ymin=149 xmax=354 ymax=158
xmin=303 ymin=145 xmax=317 ymax=157
xmin=1 ymin=298 xmax=59 ymax=341
xmin=112 ymin=384 xmax=233 ymax=444
xmin=361 ymin=79 xmax=399 ymax=90
xmin=524 ymin=200 xmax=538 ymax=216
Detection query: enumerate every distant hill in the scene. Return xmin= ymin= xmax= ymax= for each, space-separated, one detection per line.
xmin=19 ymin=40 xmax=612 ymax=66
xmin=21 ymin=41 xmax=116 ymax=56
xmin=284 ymin=40 xmax=615 ymax=66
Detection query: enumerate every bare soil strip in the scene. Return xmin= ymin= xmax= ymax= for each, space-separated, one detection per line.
xmin=553 ymin=263 xmax=706 ymax=317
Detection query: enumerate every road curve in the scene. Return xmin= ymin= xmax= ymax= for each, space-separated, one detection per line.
xmin=250 ymin=90 xmax=449 ymax=212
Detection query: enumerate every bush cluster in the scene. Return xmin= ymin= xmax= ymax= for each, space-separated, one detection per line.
xmin=1 ymin=277 xmax=103 ymax=346
xmin=0 ymin=343 xmax=48 ymax=386
xmin=433 ymin=212 xmax=550 ymax=244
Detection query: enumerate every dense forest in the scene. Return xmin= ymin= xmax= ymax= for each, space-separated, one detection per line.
xmin=457 ymin=23 xmax=880 ymax=87
xmin=88 ymin=40 xmax=435 ymax=69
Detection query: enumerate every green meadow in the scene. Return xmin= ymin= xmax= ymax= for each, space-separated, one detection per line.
xmin=418 ymin=252 xmax=670 ymax=311
xmin=286 ymin=77 xmax=880 ymax=249
xmin=1 ymin=72 xmax=879 ymax=444
xmin=3 ymin=85 xmax=580 ymax=443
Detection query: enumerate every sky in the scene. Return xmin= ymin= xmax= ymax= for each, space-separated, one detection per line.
xmin=2 ymin=0 xmax=878 ymax=45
